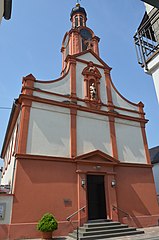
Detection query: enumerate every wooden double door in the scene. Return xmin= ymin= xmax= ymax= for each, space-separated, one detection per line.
xmin=87 ymin=175 xmax=107 ymax=220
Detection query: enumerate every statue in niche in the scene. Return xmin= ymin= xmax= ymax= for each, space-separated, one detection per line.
xmin=90 ymin=83 xmax=96 ymax=100
xmin=89 ymin=66 xmax=95 ymax=72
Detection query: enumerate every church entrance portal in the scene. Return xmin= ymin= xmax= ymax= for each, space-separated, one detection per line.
xmin=87 ymin=175 xmax=107 ymax=220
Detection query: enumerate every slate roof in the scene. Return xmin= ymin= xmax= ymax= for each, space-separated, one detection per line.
xmin=70 ymin=4 xmax=87 ymax=19
xmin=149 ymin=146 xmax=159 ymax=164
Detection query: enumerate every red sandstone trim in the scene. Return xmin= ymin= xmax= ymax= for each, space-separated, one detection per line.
xmin=140 ymin=122 xmax=151 ymax=164
xmin=104 ymin=70 xmax=118 ymax=159
xmin=71 ymin=49 xmax=112 ymax=70
xmin=75 ymin=150 xmax=119 ymax=163
xmin=76 ymin=58 xmax=108 ymax=70
xmin=103 ymin=103 xmax=142 ymax=115
xmin=118 ymin=162 xmax=152 ymax=168
xmin=13 ymin=152 xmax=151 ymax=168
xmin=32 ymin=87 xmax=142 ymax=116
xmin=75 ymin=161 xmax=118 ymax=166
xmin=15 ymin=153 xmax=74 ymax=163
xmin=76 ymin=170 xmax=116 ymax=175
xmin=109 ymin=116 xmax=118 ymax=159
xmin=72 ymin=31 xmax=81 ymax=54
xmin=92 ymin=36 xmax=100 ymax=56
xmin=21 ymin=74 xmax=35 ymax=95
xmin=138 ymin=103 xmax=150 ymax=164
xmin=17 ymin=75 xmax=35 ymax=154
xmin=104 ymin=69 xmax=113 ymax=106
xmin=17 ymin=98 xmax=32 ymax=154
xmin=19 ymin=94 xmax=148 ymax=124
xmin=138 ymin=101 xmax=145 ymax=119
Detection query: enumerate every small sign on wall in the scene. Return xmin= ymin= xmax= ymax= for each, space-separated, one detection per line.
xmin=0 ymin=203 xmax=6 ymax=220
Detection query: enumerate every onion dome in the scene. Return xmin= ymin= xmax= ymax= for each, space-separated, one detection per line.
xmin=70 ymin=3 xmax=87 ymax=19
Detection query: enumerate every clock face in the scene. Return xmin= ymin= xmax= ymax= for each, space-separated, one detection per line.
xmin=80 ymin=29 xmax=92 ymax=40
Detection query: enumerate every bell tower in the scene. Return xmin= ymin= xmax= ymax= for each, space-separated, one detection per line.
xmin=61 ymin=3 xmax=100 ymax=74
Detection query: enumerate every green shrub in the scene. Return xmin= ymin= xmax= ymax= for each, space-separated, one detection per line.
xmin=37 ymin=213 xmax=58 ymax=232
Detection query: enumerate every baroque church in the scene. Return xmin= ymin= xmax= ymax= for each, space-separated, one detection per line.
xmin=0 ymin=3 xmax=159 ymax=239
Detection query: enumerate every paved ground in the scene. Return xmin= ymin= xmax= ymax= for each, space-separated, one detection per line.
xmin=24 ymin=226 xmax=159 ymax=239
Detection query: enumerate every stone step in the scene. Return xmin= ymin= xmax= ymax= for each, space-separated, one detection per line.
xmin=73 ymin=227 xmax=137 ymax=237
xmin=87 ymin=219 xmax=112 ymax=223
xmin=83 ymin=221 xmax=121 ymax=228
xmin=67 ymin=220 xmax=144 ymax=240
xmin=69 ymin=229 xmax=144 ymax=240
xmin=79 ymin=224 xmax=129 ymax=232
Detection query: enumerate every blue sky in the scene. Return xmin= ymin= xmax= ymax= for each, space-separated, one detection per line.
xmin=0 ymin=0 xmax=158 ymax=167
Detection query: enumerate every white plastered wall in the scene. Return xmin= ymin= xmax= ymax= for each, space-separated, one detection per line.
xmin=111 ymin=86 xmax=139 ymax=112
xmin=77 ymin=111 xmax=112 ymax=156
xmin=76 ymin=61 xmax=86 ymax=100
xmin=76 ymin=53 xmax=108 ymax=105
xmin=27 ymin=103 xmax=70 ymax=157
xmin=152 ymin=163 xmax=159 ymax=195
xmin=143 ymin=3 xmax=159 ymax=103
xmin=34 ymin=71 xmax=70 ymax=95
xmin=33 ymin=92 xmax=70 ymax=103
xmin=77 ymin=52 xmax=104 ymax=66
xmin=115 ymin=119 xmax=147 ymax=164
xmin=146 ymin=54 xmax=159 ymax=103
xmin=1 ymin=115 xmax=20 ymax=187
xmin=151 ymin=67 xmax=159 ymax=103
xmin=1 ymin=157 xmax=16 ymax=186
xmin=0 ymin=195 xmax=13 ymax=224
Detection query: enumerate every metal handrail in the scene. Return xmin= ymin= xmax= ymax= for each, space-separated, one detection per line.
xmin=112 ymin=205 xmax=131 ymax=218
xmin=66 ymin=205 xmax=86 ymax=221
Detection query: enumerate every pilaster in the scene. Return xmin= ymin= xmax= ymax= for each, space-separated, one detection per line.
xmin=104 ymin=69 xmax=118 ymax=159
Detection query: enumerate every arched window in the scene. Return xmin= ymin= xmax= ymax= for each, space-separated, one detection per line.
xmin=80 ymin=15 xmax=83 ymax=26
xmin=75 ymin=16 xmax=78 ymax=28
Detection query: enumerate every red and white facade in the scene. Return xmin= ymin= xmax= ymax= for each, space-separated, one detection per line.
xmin=1 ymin=4 xmax=159 ymax=240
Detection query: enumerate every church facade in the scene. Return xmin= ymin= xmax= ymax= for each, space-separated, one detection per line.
xmin=1 ymin=3 xmax=159 ymax=239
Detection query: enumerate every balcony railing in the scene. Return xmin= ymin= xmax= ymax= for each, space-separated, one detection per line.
xmin=134 ymin=9 xmax=159 ymax=70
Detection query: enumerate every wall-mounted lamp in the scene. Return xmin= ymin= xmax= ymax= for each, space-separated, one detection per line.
xmin=81 ymin=179 xmax=85 ymax=188
xmin=111 ymin=179 xmax=116 ymax=188
xmin=96 ymin=165 xmax=101 ymax=170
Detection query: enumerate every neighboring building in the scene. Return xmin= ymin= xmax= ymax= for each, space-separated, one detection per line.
xmin=0 ymin=0 xmax=4 ymax=23
xmin=150 ymin=146 xmax=159 ymax=203
xmin=141 ymin=0 xmax=159 ymax=9
xmin=0 ymin=3 xmax=159 ymax=240
xmin=0 ymin=0 xmax=12 ymax=23
xmin=0 ymin=167 xmax=2 ymax=184
xmin=134 ymin=2 xmax=159 ymax=103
